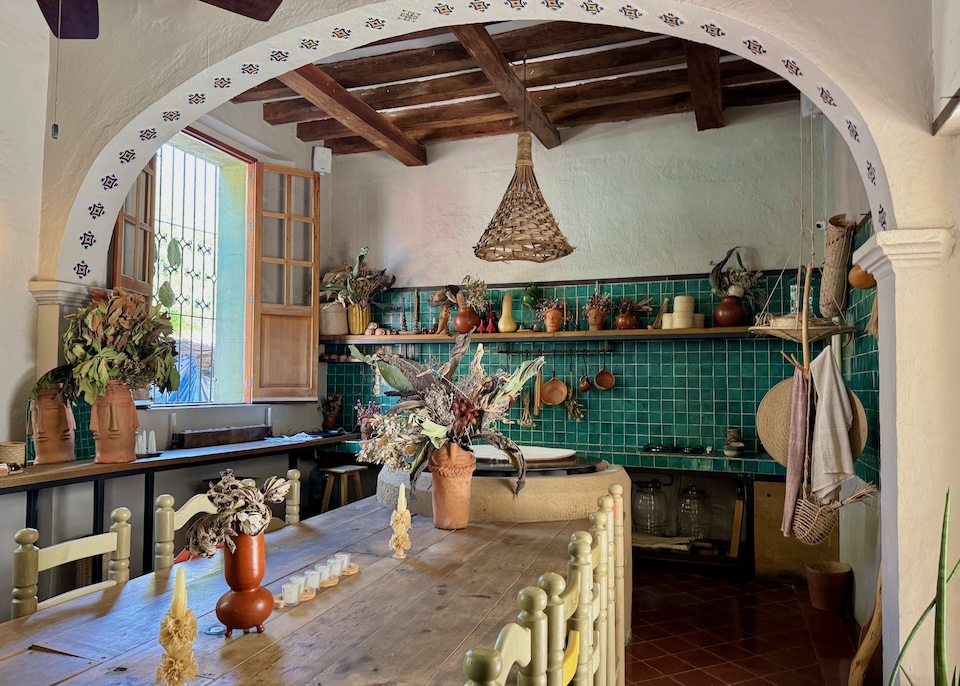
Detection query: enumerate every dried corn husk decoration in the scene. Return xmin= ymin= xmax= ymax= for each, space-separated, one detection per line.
xmin=156 ymin=566 xmax=198 ymax=686
xmin=819 ymin=214 xmax=856 ymax=318
xmin=474 ymin=132 xmax=574 ymax=263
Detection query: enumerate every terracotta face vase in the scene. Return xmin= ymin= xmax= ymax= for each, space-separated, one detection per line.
xmin=359 ymin=416 xmax=374 ymax=440
xmin=428 ymin=443 xmax=476 ymax=530
xmin=91 ymin=380 xmax=139 ymax=464
xmin=586 ymin=307 xmax=607 ymax=331
xmin=216 ymin=532 xmax=274 ymax=637
xmin=543 ymin=309 xmax=563 ymax=333
xmin=29 ymin=387 xmax=76 ymax=464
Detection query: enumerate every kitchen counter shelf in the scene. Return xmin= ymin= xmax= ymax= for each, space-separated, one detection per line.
xmin=320 ymin=327 xmax=752 ymax=345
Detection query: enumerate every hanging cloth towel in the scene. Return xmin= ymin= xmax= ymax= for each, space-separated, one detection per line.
xmin=781 ymin=368 xmax=808 ymax=536
xmin=810 ymin=345 xmax=854 ymax=501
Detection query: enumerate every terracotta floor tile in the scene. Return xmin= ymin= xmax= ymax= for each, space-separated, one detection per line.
xmin=673 ymin=648 xmax=727 ymax=669
xmin=627 ymin=660 xmax=666 ymax=681
xmin=649 ymin=635 xmax=699 ymax=654
xmin=644 ymin=654 xmax=697 ymax=676
xmin=731 ymin=654 xmax=782 ymax=677
xmin=677 ymin=630 xmax=727 ymax=649
xmin=705 ymin=643 xmax=755 ymax=662
xmin=762 ymin=670 xmax=824 ymax=685
xmin=764 ymin=647 xmax=819 ymax=670
xmin=669 ymin=669 xmax=727 ymax=686
xmin=701 ymin=661 xmax=758 ymax=684
xmin=634 ymin=677 xmax=682 ymax=686
xmin=657 ymin=619 xmax=700 ymax=635
xmin=629 ymin=642 xmax=669 ymax=660
xmin=635 ymin=624 xmax=673 ymax=641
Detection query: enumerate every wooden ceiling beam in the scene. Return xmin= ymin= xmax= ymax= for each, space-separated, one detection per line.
xmin=683 ymin=42 xmax=724 ymax=131
xmin=452 ymin=24 xmax=560 ymax=148
xmin=278 ymin=65 xmax=427 ymax=166
xmin=723 ymin=80 xmax=799 ymax=108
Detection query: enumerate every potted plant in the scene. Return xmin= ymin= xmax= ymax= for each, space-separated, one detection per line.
xmin=321 ymin=247 xmax=395 ymax=335
xmin=352 ymin=334 xmax=544 ymax=529
xmin=319 ymin=393 xmax=343 ymax=431
xmin=709 ymin=247 xmax=765 ymax=327
xmin=28 ymin=365 xmax=78 ymax=464
xmin=63 ymin=288 xmax=179 ymax=463
xmin=184 ymin=469 xmax=291 ymax=636
xmin=614 ymin=298 xmax=653 ymax=330
xmin=453 ymin=275 xmax=487 ymax=334
xmin=536 ymin=296 xmax=567 ymax=333
xmin=584 ymin=288 xmax=613 ymax=331
xmin=355 ymin=400 xmax=381 ymax=440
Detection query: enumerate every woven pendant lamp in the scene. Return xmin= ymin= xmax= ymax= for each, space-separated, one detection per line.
xmin=473 ymin=131 xmax=574 ymax=263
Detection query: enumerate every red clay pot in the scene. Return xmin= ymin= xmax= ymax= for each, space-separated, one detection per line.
xmin=614 ymin=312 xmax=638 ymax=330
xmin=453 ymin=306 xmax=482 ymax=334
xmin=429 ymin=443 xmax=476 ymax=530
xmin=91 ymin=380 xmax=139 ymax=464
xmin=29 ymin=387 xmax=76 ymax=464
xmin=713 ymin=295 xmax=749 ymax=327
xmin=216 ymin=532 xmax=274 ymax=637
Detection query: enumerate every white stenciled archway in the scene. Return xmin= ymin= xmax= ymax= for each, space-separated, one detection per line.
xmin=55 ymin=0 xmax=897 ymax=285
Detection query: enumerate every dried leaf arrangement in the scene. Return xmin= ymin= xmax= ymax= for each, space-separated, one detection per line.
xmin=351 ymin=334 xmax=545 ymax=495
xmin=63 ymin=287 xmax=179 ymax=403
xmin=460 ymin=275 xmax=489 ymax=312
xmin=535 ymin=296 xmax=569 ymax=321
xmin=184 ymin=469 xmax=291 ymax=557
xmin=709 ymin=246 xmax=765 ymax=308
xmin=355 ymin=399 xmax=381 ymax=419
xmin=319 ymin=393 xmax=343 ymax=417
xmin=30 ymin=364 xmax=77 ymax=401
xmin=585 ymin=288 xmax=613 ymax=313
xmin=156 ymin=566 xmax=198 ymax=686
xmin=320 ymin=247 xmax=395 ymax=310
xmin=618 ymin=298 xmax=654 ymax=316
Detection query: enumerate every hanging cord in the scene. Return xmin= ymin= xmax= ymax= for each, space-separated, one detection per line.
xmin=51 ymin=0 xmax=62 ymax=138
xmin=522 ymin=54 xmax=528 ymax=132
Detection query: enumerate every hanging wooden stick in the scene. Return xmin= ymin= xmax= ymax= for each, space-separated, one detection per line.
xmin=800 ymin=261 xmax=812 ymax=378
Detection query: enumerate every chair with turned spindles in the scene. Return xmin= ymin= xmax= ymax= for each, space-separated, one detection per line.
xmin=463 ymin=484 xmax=627 ymax=686
xmin=12 ymin=507 xmax=133 ymax=619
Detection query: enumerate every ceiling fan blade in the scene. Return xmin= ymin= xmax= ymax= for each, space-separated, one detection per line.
xmin=197 ymin=0 xmax=283 ymax=21
xmin=35 ymin=0 xmax=99 ymax=39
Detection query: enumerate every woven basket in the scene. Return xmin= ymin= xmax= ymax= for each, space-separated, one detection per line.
xmin=819 ymin=214 xmax=856 ymax=318
xmin=792 ymin=497 xmax=840 ymax=545
xmin=319 ymin=302 xmax=349 ymax=336
xmin=473 ymin=132 xmax=574 ymax=263
xmin=750 ymin=312 xmax=855 ymax=344
xmin=0 ymin=442 xmax=26 ymax=473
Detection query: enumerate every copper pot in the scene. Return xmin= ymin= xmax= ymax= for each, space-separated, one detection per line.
xmin=91 ymin=380 xmax=139 ymax=464
xmin=216 ymin=532 xmax=274 ymax=637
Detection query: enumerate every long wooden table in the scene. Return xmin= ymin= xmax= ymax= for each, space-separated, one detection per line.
xmin=0 ymin=497 xmax=587 ymax=685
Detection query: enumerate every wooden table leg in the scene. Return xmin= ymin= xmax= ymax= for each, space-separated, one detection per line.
xmin=321 ymin=475 xmax=335 ymax=513
xmin=351 ymin=472 xmax=364 ymax=502
xmin=340 ymin=474 xmax=349 ymax=508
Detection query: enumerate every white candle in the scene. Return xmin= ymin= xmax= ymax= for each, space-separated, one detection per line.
xmin=291 ymin=575 xmax=306 ymax=595
xmin=171 ymin=565 xmax=187 ymax=617
xmin=305 ymin=569 xmax=321 ymax=590
xmin=328 ymin=557 xmax=342 ymax=577
xmin=148 ymin=430 xmax=156 ymax=454
xmin=316 ymin=564 xmax=331 ymax=581
xmin=398 ymin=483 xmax=407 ymax=514
xmin=266 ymin=407 xmax=272 ymax=428
xmin=169 ymin=412 xmax=177 ymax=437
xmin=281 ymin=582 xmax=300 ymax=606
xmin=336 ymin=552 xmax=351 ymax=568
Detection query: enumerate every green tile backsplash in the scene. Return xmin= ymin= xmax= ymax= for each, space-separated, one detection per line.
xmin=324 ymin=272 xmax=856 ymax=478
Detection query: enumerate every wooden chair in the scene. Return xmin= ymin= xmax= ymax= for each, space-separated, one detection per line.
xmin=12 ymin=507 xmax=132 ymax=619
xmin=319 ymin=464 xmax=367 ymax=513
xmin=463 ymin=484 xmax=627 ymax=686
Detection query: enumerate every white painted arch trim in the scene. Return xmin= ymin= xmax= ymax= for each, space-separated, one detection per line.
xmin=56 ymin=0 xmax=898 ymax=285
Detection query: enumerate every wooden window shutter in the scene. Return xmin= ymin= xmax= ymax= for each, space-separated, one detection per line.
xmin=250 ymin=163 xmax=321 ymax=401
xmin=109 ymin=157 xmax=156 ymax=296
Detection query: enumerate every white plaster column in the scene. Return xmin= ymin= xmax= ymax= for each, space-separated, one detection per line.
xmin=855 ymin=228 xmax=958 ymax=683
xmin=27 ymin=280 xmax=92 ymax=378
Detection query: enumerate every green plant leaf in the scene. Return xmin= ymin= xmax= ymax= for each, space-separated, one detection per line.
xmin=348 ymin=345 xmax=373 ymax=365
xmin=415 ymin=415 xmax=450 ymax=449
xmin=166 ymin=240 xmax=182 ymax=269
xmin=935 ymin=490 xmax=950 ymax=686
xmin=377 ymin=361 xmax=415 ymax=393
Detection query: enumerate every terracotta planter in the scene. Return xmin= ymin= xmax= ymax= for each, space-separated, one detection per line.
xmin=91 ymin=380 xmax=139 ymax=464
xmin=359 ymin=416 xmax=373 ymax=440
xmin=29 ymin=387 xmax=77 ymax=464
xmin=614 ymin=312 xmax=638 ymax=330
xmin=453 ymin=306 xmax=481 ymax=334
xmin=543 ymin=309 xmax=563 ymax=333
xmin=586 ymin=307 xmax=606 ymax=331
xmin=323 ymin=414 xmax=337 ymax=431
xmin=347 ymin=304 xmax=372 ymax=335
xmin=429 ymin=443 xmax=476 ymax=530
xmin=216 ymin=532 xmax=274 ymax=637
xmin=713 ymin=295 xmax=749 ymax=327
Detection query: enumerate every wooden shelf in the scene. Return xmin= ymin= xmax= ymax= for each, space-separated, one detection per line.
xmin=320 ymin=327 xmax=753 ymax=345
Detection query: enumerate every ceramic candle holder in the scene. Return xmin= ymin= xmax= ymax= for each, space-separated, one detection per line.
xmin=291 ymin=575 xmax=306 ymax=594
xmin=281 ymin=582 xmax=300 ymax=606
xmin=305 ymin=569 xmax=321 ymax=590
xmin=318 ymin=563 xmax=338 ymax=588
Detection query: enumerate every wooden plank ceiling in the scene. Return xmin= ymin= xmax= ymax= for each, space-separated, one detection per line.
xmin=234 ymin=21 xmax=798 ymax=164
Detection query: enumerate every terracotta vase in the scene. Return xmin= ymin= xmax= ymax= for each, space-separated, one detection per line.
xmin=216 ymin=532 xmax=274 ymax=637
xmin=359 ymin=416 xmax=373 ymax=440
xmin=347 ymin=304 xmax=372 ymax=335
xmin=586 ymin=307 xmax=607 ymax=331
xmin=713 ymin=295 xmax=749 ymax=327
xmin=29 ymin=387 xmax=76 ymax=464
xmin=543 ymin=309 xmax=563 ymax=333
xmin=428 ymin=443 xmax=476 ymax=530
xmin=453 ymin=306 xmax=481 ymax=334
xmin=614 ymin=312 xmax=638 ymax=330
xmin=497 ymin=293 xmax=517 ymax=333
xmin=323 ymin=414 xmax=337 ymax=431
xmin=91 ymin=380 xmax=139 ymax=464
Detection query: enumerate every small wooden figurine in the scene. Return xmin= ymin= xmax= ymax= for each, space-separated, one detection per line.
xmin=390 ymin=483 xmax=412 ymax=560
xmin=156 ymin=566 xmax=199 ymax=686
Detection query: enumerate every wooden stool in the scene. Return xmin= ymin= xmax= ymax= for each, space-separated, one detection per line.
xmin=320 ymin=465 xmax=368 ymax=513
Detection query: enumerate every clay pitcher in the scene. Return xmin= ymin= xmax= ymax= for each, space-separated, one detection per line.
xmin=543 ymin=309 xmax=563 ymax=333
xmin=452 ymin=306 xmax=481 ymax=334
xmin=216 ymin=532 xmax=274 ymax=637
xmin=91 ymin=380 xmax=139 ymax=463
xmin=713 ymin=295 xmax=749 ymax=327
xmin=428 ymin=443 xmax=476 ymax=530
xmin=29 ymin=387 xmax=76 ymax=464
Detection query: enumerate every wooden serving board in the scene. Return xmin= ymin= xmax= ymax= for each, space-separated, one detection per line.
xmin=178 ymin=424 xmax=270 ymax=448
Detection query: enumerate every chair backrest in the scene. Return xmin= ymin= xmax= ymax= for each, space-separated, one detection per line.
xmin=12 ymin=507 xmax=132 ymax=619
xmin=463 ymin=484 xmax=626 ymax=686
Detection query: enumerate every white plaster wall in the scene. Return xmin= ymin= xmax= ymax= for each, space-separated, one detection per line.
xmin=823 ymin=122 xmax=870 ymax=223
xmin=328 ymin=102 xmax=818 ymax=284
xmin=933 ymin=0 xmax=960 ymax=126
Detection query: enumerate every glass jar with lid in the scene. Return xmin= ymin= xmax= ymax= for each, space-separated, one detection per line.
xmin=632 ymin=479 xmax=668 ymax=536
xmin=677 ymin=485 xmax=712 ymax=539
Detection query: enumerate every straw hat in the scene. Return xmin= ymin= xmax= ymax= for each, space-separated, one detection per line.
xmin=756 ymin=378 xmax=868 ymax=467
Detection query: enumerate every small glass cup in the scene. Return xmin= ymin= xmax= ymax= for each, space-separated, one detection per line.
xmin=328 ymin=557 xmax=342 ymax=577
xmin=305 ymin=569 xmax=321 ymax=590
xmin=281 ymin=582 xmax=300 ymax=606
xmin=336 ymin=552 xmax=351 ymax=568
xmin=316 ymin=564 xmax=331 ymax=581
xmin=291 ymin=575 xmax=306 ymax=594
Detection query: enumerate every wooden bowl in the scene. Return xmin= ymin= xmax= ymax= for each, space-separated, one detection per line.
xmin=540 ymin=377 xmax=568 ymax=406
xmin=594 ymin=368 xmax=616 ymax=391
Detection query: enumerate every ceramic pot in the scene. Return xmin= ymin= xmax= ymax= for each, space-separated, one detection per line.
xmin=323 ymin=414 xmax=337 ymax=431
xmin=614 ymin=312 xmax=638 ymax=330
xmin=497 ymin=293 xmax=517 ymax=333
xmin=543 ymin=309 xmax=563 ymax=333
xmin=347 ymin=304 xmax=372 ymax=335
xmin=713 ymin=295 xmax=749 ymax=327
xmin=429 ymin=443 xmax=476 ymax=530
xmin=453 ymin=306 xmax=481 ymax=334
xmin=586 ymin=307 xmax=606 ymax=331
xmin=216 ymin=532 xmax=274 ymax=637
xmin=29 ymin=387 xmax=76 ymax=464
xmin=91 ymin=380 xmax=139 ymax=464
xmin=359 ymin=416 xmax=374 ymax=440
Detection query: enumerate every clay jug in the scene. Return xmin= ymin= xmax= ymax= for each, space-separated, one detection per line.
xmin=586 ymin=307 xmax=606 ymax=331
xmin=91 ymin=380 xmax=139 ymax=464
xmin=614 ymin=312 xmax=638 ymax=330
xmin=428 ymin=443 xmax=476 ymax=530
xmin=713 ymin=295 xmax=749 ymax=327
xmin=497 ymin=293 xmax=517 ymax=333
xmin=216 ymin=532 xmax=274 ymax=637
xmin=453 ymin=306 xmax=481 ymax=334
xmin=544 ymin=309 xmax=563 ymax=333
xmin=29 ymin=387 xmax=76 ymax=464
xmin=347 ymin=304 xmax=372 ymax=335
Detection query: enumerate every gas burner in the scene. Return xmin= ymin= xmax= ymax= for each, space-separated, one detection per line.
xmin=682 ymin=446 xmax=706 ymax=455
